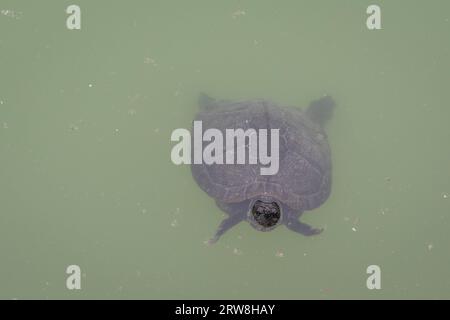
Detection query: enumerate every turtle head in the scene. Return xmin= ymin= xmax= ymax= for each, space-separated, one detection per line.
xmin=248 ymin=198 xmax=282 ymax=232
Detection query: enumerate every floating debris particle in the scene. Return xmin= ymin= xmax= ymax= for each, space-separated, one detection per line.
xmin=427 ymin=243 xmax=433 ymax=251
xmin=128 ymin=108 xmax=137 ymax=116
xmin=170 ymin=219 xmax=178 ymax=227
xmin=275 ymin=250 xmax=285 ymax=258
xmin=1 ymin=9 xmax=22 ymax=19
xmin=233 ymin=248 xmax=243 ymax=255
xmin=443 ymin=193 xmax=448 ymax=199
xmin=231 ymin=9 xmax=246 ymax=19
xmin=141 ymin=208 xmax=147 ymax=214
xmin=88 ymin=83 xmax=93 ymax=88
xmin=144 ymin=57 xmax=158 ymax=66
xmin=351 ymin=227 xmax=357 ymax=232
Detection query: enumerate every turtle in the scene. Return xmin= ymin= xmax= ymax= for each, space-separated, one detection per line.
xmin=191 ymin=93 xmax=335 ymax=244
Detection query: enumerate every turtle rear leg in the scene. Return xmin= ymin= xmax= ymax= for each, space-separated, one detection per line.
xmin=198 ymin=92 xmax=216 ymax=110
xmin=207 ymin=200 xmax=249 ymax=244
xmin=305 ymin=95 xmax=336 ymax=127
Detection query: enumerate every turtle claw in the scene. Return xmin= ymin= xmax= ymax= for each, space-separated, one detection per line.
xmin=205 ymin=237 xmax=219 ymax=246
xmin=309 ymin=227 xmax=324 ymax=236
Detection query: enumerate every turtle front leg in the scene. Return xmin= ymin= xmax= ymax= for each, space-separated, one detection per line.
xmin=207 ymin=200 xmax=249 ymax=244
xmin=284 ymin=209 xmax=323 ymax=236
xmin=285 ymin=219 xmax=323 ymax=236
xmin=207 ymin=214 xmax=244 ymax=245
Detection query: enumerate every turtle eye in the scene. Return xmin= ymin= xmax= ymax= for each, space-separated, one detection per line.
xmin=270 ymin=202 xmax=278 ymax=214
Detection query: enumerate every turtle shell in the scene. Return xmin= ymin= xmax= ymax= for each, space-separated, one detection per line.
xmin=191 ymin=98 xmax=331 ymax=211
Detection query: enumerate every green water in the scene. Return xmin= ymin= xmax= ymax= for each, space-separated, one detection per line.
xmin=1 ymin=0 xmax=449 ymax=299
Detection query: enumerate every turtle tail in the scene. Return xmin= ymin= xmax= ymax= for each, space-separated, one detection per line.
xmin=305 ymin=95 xmax=336 ymax=127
